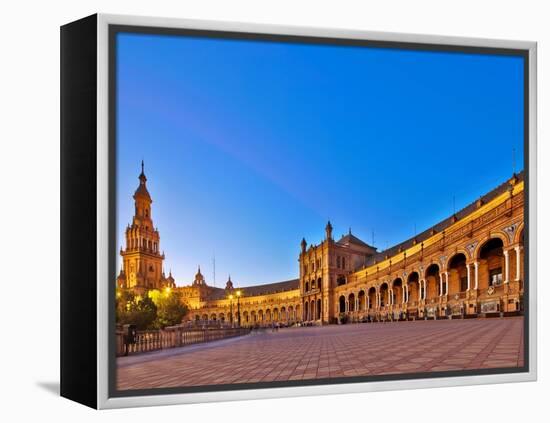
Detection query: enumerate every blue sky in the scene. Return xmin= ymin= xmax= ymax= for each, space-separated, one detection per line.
xmin=116 ymin=32 xmax=524 ymax=288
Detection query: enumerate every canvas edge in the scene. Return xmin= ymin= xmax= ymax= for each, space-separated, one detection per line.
xmin=95 ymin=13 xmax=538 ymax=409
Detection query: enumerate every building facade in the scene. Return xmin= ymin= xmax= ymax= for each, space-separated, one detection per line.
xmin=117 ymin=164 xmax=525 ymax=326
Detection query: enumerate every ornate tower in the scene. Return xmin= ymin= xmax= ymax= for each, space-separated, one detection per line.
xmin=117 ymin=161 xmax=165 ymax=290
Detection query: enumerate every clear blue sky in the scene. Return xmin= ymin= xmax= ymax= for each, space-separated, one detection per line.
xmin=115 ymin=32 xmax=524 ymax=288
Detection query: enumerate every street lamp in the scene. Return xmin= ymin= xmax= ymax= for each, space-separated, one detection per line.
xmin=236 ymin=290 xmax=242 ymax=327
xmin=229 ymin=294 xmax=234 ymax=327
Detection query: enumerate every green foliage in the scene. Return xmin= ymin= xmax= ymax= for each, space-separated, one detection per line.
xmin=115 ymin=288 xmax=188 ymax=330
xmin=149 ymin=289 xmax=188 ymax=329
xmin=116 ymin=289 xmax=157 ymax=330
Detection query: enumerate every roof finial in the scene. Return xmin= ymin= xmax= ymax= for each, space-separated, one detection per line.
xmin=141 ymin=159 xmax=144 ymax=174
xmin=349 ymin=227 xmax=352 ymax=235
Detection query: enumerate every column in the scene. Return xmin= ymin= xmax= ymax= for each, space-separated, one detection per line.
xmin=439 ymin=273 xmax=443 ymax=296
xmin=474 ymin=261 xmax=479 ymax=289
xmin=515 ymin=245 xmax=522 ymax=281
xmin=466 ymin=264 xmax=471 ymax=290
xmin=355 ymin=297 xmax=359 ymax=312
xmin=402 ymin=286 xmax=406 ymax=304
xmin=503 ymin=249 xmax=510 ymax=283
xmin=423 ymin=280 xmax=427 ymax=300
xmin=445 ymin=272 xmax=449 ymax=295
xmin=418 ymin=282 xmax=423 ymax=301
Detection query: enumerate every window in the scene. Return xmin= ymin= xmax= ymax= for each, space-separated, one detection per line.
xmin=342 ymin=257 xmax=346 ymax=269
xmin=489 ymin=268 xmax=503 ymax=286
xmin=337 ymin=256 xmax=341 ymax=268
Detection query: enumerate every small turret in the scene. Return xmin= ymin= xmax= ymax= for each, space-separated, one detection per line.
xmin=325 ymin=220 xmax=333 ymax=240
xmin=225 ymin=275 xmax=234 ymax=291
xmin=301 ymin=237 xmax=307 ymax=253
xmin=193 ymin=265 xmax=206 ymax=286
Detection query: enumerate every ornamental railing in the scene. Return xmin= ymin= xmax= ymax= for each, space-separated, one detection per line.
xmin=116 ymin=326 xmax=250 ymax=357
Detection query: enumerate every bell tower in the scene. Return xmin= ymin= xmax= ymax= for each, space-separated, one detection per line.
xmin=117 ymin=161 xmax=165 ymax=290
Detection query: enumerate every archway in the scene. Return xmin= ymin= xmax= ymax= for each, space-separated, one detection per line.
xmin=339 ymin=295 xmax=346 ymax=313
xmin=368 ymin=287 xmax=376 ymax=309
xmin=407 ymin=272 xmax=420 ymax=302
xmin=392 ymin=278 xmax=403 ymax=304
xmin=425 ymin=263 xmax=440 ymax=299
xmin=316 ymin=298 xmax=322 ymax=320
xmin=448 ymin=253 xmax=468 ymax=294
xmin=379 ymin=283 xmax=389 ymax=307
xmin=348 ymin=293 xmax=356 ymax=312
xmin=358 ymin=290 xmax=366 ymax=311
xmin=478 ymin=238 xmax=505 ymax=289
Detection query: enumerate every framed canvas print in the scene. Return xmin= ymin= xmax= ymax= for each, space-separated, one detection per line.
xmin=60 ymin=13 xmax=537 ymax=409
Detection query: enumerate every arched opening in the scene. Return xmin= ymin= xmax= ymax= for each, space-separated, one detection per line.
xmin=407 ymin=272 xmax=420 ymax=302
xmin=310 ymin=300 xmax=315 ymax=320
xmin=280 ymin=307 xmax=286 ymax=321
xmin=266 ymin=309 xmax=271 ymax=322
xmin=379 ymin=283 xmax=389 ymax=307
xmin=425 ymin=263 xmax=440 ymax=299
xmin=295 ymin=304 xmax=300 ymax=321
xmin=348 ymin=293 xmax=356 ymax=312
xmin=273 ymin=308 xmax=279 ymax=322
xmin=316 ymin=298 xmax=322 ymax=319
xmin=339 ymin=295 xmax=346 ymax=313
xmin=448 ymin=253 xmax=468 ymax=294
xmin=305 ymin=281 xmax=309 ymax=292
xmin=304 ymin=301 xmax=309 ymax=320
xmin=479 ymin=238 xmax=505 ymax=289
xmin=288 ymin=305 xmax=294 ymax=321
xmin=258 ymin=310 xmax=264 ymax=322
xmin=317 ymin=277 xmax=322 ymax=290
xmin=368 ymin=287 xmax=376 ymax=309
xmin=392 ymin=278 xmax=403 ymax=304
xmin=358 ymin=290 xmax=366 ymax=311
xmin=251 ymin=311 xmax=257 ymax=323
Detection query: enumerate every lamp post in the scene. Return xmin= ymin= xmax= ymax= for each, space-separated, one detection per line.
xmin=229 ymin=294 xmax=234 ymax=327
xmin=236 ymin=290 xmax=242 ymax=327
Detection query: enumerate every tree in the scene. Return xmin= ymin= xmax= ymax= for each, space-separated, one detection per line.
xmin=116 ymin=289 xmax=157 ymax=330
xmin=149 ymin=289 xmax=188 ymax=329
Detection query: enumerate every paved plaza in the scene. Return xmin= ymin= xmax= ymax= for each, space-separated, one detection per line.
xmin=117 ymin=317 xmax=524 ymax=390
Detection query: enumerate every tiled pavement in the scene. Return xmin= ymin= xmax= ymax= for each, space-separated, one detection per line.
xmin=117 ymin=317 xmax=524 ymax=390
